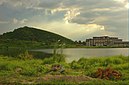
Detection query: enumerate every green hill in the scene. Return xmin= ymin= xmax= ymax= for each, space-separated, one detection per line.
xmin=0 ymin=26 xmax=74 ymax=48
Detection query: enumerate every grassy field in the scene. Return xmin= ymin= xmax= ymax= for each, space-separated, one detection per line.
xmin=0 ymin=53 xmax=129 ymax=84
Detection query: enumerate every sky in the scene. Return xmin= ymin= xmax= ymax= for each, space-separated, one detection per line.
xmin=0 ymin=0 xmax=128 ymax=41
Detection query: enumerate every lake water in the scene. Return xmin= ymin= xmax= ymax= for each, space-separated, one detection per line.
xmin=33 ymin=48 xmax=129 ymax=62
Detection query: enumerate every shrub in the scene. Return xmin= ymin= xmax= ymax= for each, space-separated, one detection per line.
xmin=20 ymin=66 xmax=37 ymax=76
xmin=42 ymin=57 xmax=55 ymax=64
xmin=36 ymin=65 xmax=48 ymax=74
xmin=0 ymin=63 xmax=8 ymax=71
xmin=0 ymin=62 xmax=16 ymax=71
xmin=112 ymin=58 xmax=124 ymax=64
xmin=17 ymin=51 xmax=33 ymax=60
xmin=70 ymin=61 xmax=82 ymax=69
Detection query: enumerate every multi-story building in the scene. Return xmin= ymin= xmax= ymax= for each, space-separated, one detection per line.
xmin=85 ymin=36 xmax=129 ymax=47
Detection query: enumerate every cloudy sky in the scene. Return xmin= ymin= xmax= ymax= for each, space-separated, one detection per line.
xmin=0 ymin=0 xmax=128 ymax=41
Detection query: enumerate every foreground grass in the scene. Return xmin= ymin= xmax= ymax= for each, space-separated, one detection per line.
xmin=0 ymin=55 xmax=129 ymax=84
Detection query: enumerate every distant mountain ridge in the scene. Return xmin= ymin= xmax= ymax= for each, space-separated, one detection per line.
xmin=0 ymin=26 xmax=74 ymax=44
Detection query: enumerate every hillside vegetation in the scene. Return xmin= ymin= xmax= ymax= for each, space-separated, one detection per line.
xmin=0 ymin=26 xmax=74 ymax=48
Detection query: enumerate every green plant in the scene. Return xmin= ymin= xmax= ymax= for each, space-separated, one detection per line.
xmin=53 ymin=54 xmax=66 ymax=63
xmin=17 ymin=51 xmax=33 ymax=60
xmin=20 ymin=66 xmax=37 ymax=76
xmin=42 ymin=57 xmax=55 ymax=64
xmin=70 ymin=60 xmax=82 ymax=69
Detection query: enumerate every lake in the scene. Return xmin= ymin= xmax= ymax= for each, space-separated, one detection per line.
xmin=33 ymin=48 xmax=129 ymax=62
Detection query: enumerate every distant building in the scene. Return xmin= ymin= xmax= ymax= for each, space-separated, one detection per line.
xmin=85 ymin=36 xmax=129 ymax=47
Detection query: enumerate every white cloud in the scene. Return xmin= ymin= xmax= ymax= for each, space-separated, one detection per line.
xmin=64 ymin=8 xmax=80 ymax=24
xmin=113 ymin=0 xmax=128 ymax=9
xmin=13 ymin=18 xmax=18 ymax=24
xmin=50 ymin=7 xmax=81 ymax=24
xmin=51 ymin=7 xmax=68 ymax=14
xmin=13 ymin=18 xmax=28 ymax=24
xmin=20 ymin=19 xmax=28 ymax=24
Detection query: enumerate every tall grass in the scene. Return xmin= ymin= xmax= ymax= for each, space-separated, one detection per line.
xmin=0 ymin=55 xmax=129 ymax=84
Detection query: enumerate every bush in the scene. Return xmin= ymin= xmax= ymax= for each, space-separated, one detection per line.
xmin=42 ymin=57 xmax=55 ymax=64
xmin=36 ymin=65 xmax=48 ymax=74
xmin=70 ymin=61 xmax=82 ymax=69
xmin=20 ymin=66 xmax=37 ymax=76
xmin=0 ymin=62 xmax=17 ymax=71
xmin=17 ymin=51 xmax=33 ymax=60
